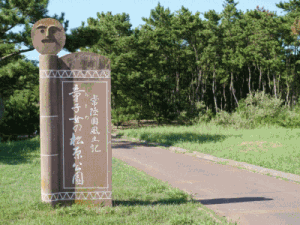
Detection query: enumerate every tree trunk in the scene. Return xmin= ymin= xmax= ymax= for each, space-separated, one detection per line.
xmin=241 ymin=72 xmax=244 ymax=100
xmin=267 ymin=69 xmax=272 ymax=95
xmin=212 ymin=65 xmax=218 ymax=114
xmin=258 ymin=64 xmax=262 ymax=91
xmin=221 ymin=97 xmax=223 ymax=111
xmin=291 ymin=58 xmax=296 ymax=109
xmin=273 ymin=72 xmax=277 ymax=99
xmin=230 ymin=71 xmax=239 ymax=109
xmin=174 ymin=70 xmax=179 ymax=114
xmin=223 ymin=83 xmax=227 ymax=110
xmin=202 ymin=75 xmax=206 ymax=104
xmin=286 ymin=77 xmax=290 ymax=108
xmin=195 ymin=70 xmax=202 ymax=103
xmin=248 ymin=65 xmax=252 ymax=94
xmin=189 ymin=75 xmax=194 ymax=105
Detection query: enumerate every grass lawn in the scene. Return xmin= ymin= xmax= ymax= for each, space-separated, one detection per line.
xmin=116 ymin=120 xmax=300 ymax=179
xmin=0 ymin=133 xmax=237 ymax=225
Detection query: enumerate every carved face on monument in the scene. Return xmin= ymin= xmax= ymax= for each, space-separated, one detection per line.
xmin=31 ymin=18 xmax=66 ymax=55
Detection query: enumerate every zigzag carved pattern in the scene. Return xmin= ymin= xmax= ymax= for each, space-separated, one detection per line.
xmin=40 ymin=70 xmax=110 ymax=78
xmin=42 ymin=191 xmax=112 ymax=202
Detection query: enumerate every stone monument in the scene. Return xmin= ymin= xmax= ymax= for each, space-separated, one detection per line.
xmin=31 ymin=18 xmax=112 ymax=208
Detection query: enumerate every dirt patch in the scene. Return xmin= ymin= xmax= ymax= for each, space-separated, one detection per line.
xmin=238 ymin=141 xmax=283 ymax=153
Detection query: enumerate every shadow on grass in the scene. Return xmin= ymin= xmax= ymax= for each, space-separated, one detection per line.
xmin=0 ymin=136 xmax=40 ymax=165
xmin=112 ymin=196 xmax=273 ymax=207
xmin=113 ymin=131 xmax=242 ymax=149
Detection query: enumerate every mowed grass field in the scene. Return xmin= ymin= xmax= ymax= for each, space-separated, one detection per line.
xmin=0 ymin=129 xmax=238 ymax=225
xmin=1 ymin=117 xmax=299 ymax=224
xmin=116 ymin=120 xmax=300 ymax=180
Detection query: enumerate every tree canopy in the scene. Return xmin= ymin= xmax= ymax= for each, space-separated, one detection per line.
xmin=0 ymin=0 xmax=68 ymax=139
xmin=2 ymin=0 xmax=300 ymax=138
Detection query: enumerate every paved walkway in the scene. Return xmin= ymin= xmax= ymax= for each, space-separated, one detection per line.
xmin=112 ymin=135 xmax=300 ymax=225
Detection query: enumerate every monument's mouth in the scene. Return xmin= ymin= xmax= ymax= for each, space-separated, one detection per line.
xmin=42 ymin=39 xmax=54 ymax=43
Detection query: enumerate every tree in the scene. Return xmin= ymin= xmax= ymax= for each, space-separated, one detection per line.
xmin=139 ymin=3 xmax=188 ymax=124
xmin=48 ymin=2 xmax=300 ymax=128
xmin=0 ymin=0 xmax=69 ymax=141
xmin=218 ymin=0 xmax=245 ymax=111
xmin=64 ymin=11 xmax=147 ymax=126
xmin=276 ymin=0 xmax=300 ymax=109
xmin=171 ymin=6 xmax=209 ymax=118
xmin=64 ymin=6 xmax=190 ymax=125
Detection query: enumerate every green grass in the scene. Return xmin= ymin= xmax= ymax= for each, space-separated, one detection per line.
xmin=0 ymin=135 xmax=238 ymax=225
xmin=117 ymin=122 xmax=300 ymax=178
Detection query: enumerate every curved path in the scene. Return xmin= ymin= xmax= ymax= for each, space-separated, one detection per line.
xmin=112 ymin=134 xmax=300 ymax=225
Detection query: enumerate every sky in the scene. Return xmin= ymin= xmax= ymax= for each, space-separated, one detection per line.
xmin=14 ymin=0 xmax=293 ymax=65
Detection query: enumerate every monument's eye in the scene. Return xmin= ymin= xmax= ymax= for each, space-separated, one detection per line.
xmin=40 ymin=29 xmax=45 ymax=33
xmin=50 ymin=27 xmax=60 ymax=34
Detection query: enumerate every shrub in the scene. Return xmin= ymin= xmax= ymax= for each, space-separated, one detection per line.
xmin=232 ymin=90 xmax=285 ymax=128
xmin=275 ymin=104 xmax=300 ymax=128
xmin=177 ymin=101 xmax=213 ymax=125
xmin=0 ymin=89 xmax=39 ymax=143
xmin=209 ymin=90 xmax=291 ymax=130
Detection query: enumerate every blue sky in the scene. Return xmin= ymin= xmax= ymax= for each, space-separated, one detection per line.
xmin=15 ymin=0 xmax=292 ymax=64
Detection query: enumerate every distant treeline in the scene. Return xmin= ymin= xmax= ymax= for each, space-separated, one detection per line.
xmin=1 ymin=0 xmax=300 ymax=139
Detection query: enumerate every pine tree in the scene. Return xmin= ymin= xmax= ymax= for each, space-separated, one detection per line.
xmin=0 ymin=0 xmax=69 ymax=141
xmin=58 ymin=2 xmax=300 ymax=127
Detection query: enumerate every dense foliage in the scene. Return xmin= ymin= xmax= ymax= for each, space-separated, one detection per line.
xmin=64 ymin=0 xmax=300 ymax=127
xmin=1 ymin=0 xmax=300 ymax=142
xmin=0 ymin=0 xmax=68 ymax=142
